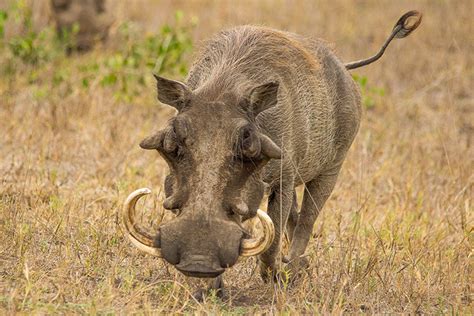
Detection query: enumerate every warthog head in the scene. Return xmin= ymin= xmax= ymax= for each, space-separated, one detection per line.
xmin=122 ymin=76 xmax=280 ymax=277
xmin=51 ymin=0 xmax=113 ymax=51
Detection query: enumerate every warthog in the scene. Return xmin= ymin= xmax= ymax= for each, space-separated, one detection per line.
xmin=121 ymin=11 xmax=422 ymax=296
xmin=51 ymin=0 xmax=113 ymax=51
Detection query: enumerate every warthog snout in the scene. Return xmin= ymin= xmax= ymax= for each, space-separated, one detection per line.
xmin=158 ymin=216 xmax=244 ymax=278
xmin=121 ymin=189 xmax=275 ymax=277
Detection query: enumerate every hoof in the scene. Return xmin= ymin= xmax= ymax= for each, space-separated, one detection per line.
xmin=259 ymin=261 xmax=277 ymax=283
xmin=280 ymin=256 xmax=310 ymax=285
xmin=260 ymin=257 xmax=310 ymax=285
xmin=192 ymin=276 xmax=225 ymax=302
xmin=193 ymin=288 xmax=207 ymax=302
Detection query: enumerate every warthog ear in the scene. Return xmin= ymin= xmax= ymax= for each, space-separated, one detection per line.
xmin=249 ymin=82 xmax=279 ymax=116
xmin=154 ymin=74 xmax=191 ymax=111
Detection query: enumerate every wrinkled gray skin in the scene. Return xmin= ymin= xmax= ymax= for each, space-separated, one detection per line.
xmin=140 ymin=26 xmax=361 ymax=296
xmin=51 ymin=0 xmax=113 ymax=51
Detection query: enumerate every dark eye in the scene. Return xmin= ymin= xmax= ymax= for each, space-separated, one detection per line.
xmin=163 ymin=138 xmax=176 ymax=153
xmin=234 ymin=125 xmax=262 ymax=162
xmin=161 ymin=127 xmax=179 ymax=153
xmin=162 ymin=125 xmax=190 ymax=162
xmin=225 ymin=207 xmax=235 ymax=217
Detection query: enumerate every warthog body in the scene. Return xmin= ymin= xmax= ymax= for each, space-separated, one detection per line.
xmin=124 ymin=11 xmax=422 ymax=297
xmin=51 ymin=0 xmax=112 ymax=51
xmin=184 ymin=26 xmax=362 ymax=277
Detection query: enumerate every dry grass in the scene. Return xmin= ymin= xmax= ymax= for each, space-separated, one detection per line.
xmin=0 ymin=0 xmax=472 ymax=314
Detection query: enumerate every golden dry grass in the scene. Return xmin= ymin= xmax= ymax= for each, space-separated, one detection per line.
xmin=0 ymin=0 xmax=472 ymax=314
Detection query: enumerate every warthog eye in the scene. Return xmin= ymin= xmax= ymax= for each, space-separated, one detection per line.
xmin=234 ymin=125 xmax=262 ymax=163
xmin=163 ymin=130 xmax=178 ymax=154
xmin=225 ymin=207 xmax=236 ymax=217
xmin=160 ymin=125 xmax=187 ymax=160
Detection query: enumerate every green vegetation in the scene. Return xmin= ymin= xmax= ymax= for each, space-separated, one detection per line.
xmin=0 ymin=10 xmax=7 ymax=39
xmin=0 ymin=4 xmax=194 ymax=102
xmin=2 ymin=0 xmax=65 ymax=65
xmin=98 ymin=11 xmax=194 ymax=101
xmin=352 ymin=74 xmax=385 ymax=109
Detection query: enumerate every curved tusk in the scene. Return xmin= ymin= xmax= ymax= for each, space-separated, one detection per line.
xmin=240 ymin=209 xmax=275 ymax=257
xmin=121 ymin=188 xmax=162 ymax=257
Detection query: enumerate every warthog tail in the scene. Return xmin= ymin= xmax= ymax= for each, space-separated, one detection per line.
xmin=345 ymin=10 xmax=422 ymax=70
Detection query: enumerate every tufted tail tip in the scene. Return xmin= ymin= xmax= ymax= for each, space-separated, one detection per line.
xmin=393 ymin=10 xmax=423 ymax=38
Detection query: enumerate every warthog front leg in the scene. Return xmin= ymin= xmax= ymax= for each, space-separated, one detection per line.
xmin=193 ymin=275 xmax=225 ymax=301
xmin=259 ymin=181 xmax=294 ymax=282
xmin=286 ymin=165 xmax=342 ymax=279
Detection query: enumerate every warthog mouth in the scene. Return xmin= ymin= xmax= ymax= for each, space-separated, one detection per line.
xmin=120 ymin=188 xmax=275 ymax=268
xmin=176 ymin=262 xmax=226 ymax=278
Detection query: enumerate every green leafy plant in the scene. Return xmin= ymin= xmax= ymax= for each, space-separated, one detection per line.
xmin=8 ymin=29 xmax=52 ymax=65
xmin=0 ymin=10 xmax=7 ymax=40
xmin=97 ymin=11 xmax=195 ymax=101
xmin=4 ymin=1 xmax=76 ymax=66
xmin=1 ymin=3 xmax=195 ymax=103
xmin=352 ymin=74 xmax=385 ymax=109
xmin=7 ymin=0 xmax=49 ymax=64
xmin=152 ymin=10 xmax=194 ymax=75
